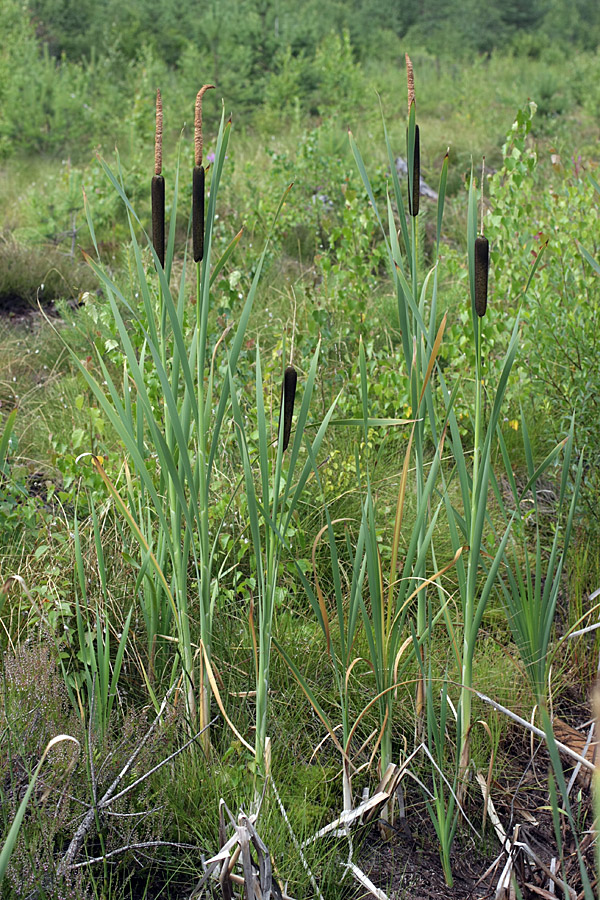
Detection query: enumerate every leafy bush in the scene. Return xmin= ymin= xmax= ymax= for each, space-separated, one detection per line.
xmin=485 ymin=101 xmax=600 ymax=521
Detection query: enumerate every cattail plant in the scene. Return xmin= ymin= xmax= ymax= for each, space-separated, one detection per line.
xmin=347 ymin=56 xmax=449 ymax=796
xmin=229 ymin=343 xmax=338 ymax=784
xmin=193 ymin=85 xmax=215 ymax=263
xmin=433 ymin=172 xmax=526 ymax=806
xmin=151 ymin=89 xmax=165 ymax=268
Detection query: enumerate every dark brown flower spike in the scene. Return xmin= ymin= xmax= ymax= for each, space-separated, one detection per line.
xmin=474 ymin=235 xmax=489 ymax=317
xmin=279 ymin=365 xmax=297 ymax=452
xmin=192 ymin=165 xmax=205 ymax=263
xmin=151 ymin=89 xmax=165 ymax=267
xmin=193 ymin=85 xmax=215 ymax=263
xmin=409 ymin=124 xmax=420 ymax=217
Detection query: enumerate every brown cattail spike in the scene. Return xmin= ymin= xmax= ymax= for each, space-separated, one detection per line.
xmin=155 ymin=89 xmax=163 ymax=176
xmin=474 ymin=235 xmax=489 ymax=317
xmin=409 ymin=124 xmax=420 ymax=217
xmin=151 ymin=174 xmax=165 ymax=268
xmin=280 ymin=365 xmax=297 ymax=452
xmin=194 ymin=84 xmax=215 ymax=167
xmin=192 ymin=165 xmax=205 ymax=263
xmin=406 ymin=54 xmax=415 ymax=117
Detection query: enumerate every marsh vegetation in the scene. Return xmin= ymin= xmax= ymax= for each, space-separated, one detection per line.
xmin=2 ymin=2 xmax=600 ymax=897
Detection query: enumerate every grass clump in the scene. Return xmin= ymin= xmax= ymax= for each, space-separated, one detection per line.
xmin=0 ymin=238 xmax=94 ymax=312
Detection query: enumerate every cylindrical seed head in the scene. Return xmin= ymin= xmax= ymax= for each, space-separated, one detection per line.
xmin=280 ymin=365 xmax=298 ymax=452
xmin=151 ymin=174 xmax=165 ymax=268
xmin=474 ymin=235 xmax=489 ymax=317
xmin=192 ymin=165 xmax=205 ymax=263
xmin=408 ymin=124 xmax=420 ymax=217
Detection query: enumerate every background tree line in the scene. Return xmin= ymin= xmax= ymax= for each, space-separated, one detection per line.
xmin=0 ymin=0 xmax=598 ymax=158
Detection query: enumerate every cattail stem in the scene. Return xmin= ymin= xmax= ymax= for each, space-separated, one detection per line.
xmin=154 ymin=89 xmax=163 ymax=176
xmin=406 ymin=55 xmax=419 ymax=217
xmin=406 ymin=53 xmax=415 ymax=118
xmin=279 ymin=366 xmax=297 ymax=452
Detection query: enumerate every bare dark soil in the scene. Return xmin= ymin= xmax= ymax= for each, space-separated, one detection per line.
xmin=354 ymin=717 xmax=596 ymax=900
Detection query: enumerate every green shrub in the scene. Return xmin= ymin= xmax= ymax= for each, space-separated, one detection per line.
xmin=484 ymin=101 xmax=600 ymax=522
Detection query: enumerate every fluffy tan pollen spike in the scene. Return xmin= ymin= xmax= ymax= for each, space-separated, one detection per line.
xmin=195 ymin=84 xmax=216 ymax=166
xmin=406 ymin=53 xmax=415 ymax=117
xmin=155 ymin=89 xmax=163 ymax=176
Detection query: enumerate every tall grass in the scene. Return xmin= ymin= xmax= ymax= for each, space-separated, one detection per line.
xmin=495 ymin=413 xmax=582 ymax=705
xmin=71 ymin=509 xmax=132 ymax=741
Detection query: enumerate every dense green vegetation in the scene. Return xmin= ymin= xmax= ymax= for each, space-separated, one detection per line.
xmin=1 ymin=2 xmax=600 ymax=898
